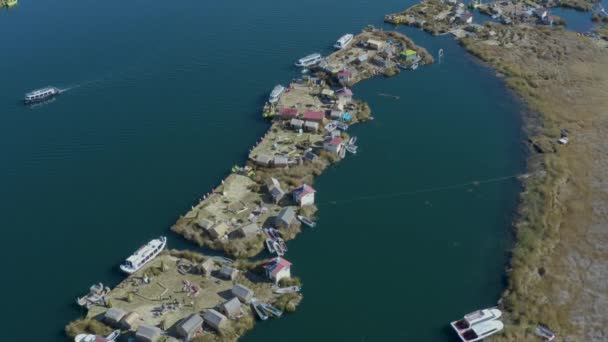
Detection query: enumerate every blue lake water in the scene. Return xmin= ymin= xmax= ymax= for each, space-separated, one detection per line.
xmin=1 ymin=0 xmax=582 ymax=340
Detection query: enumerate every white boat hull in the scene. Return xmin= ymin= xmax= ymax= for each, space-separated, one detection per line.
xmin=119 ymin=237 xmax=167 ymax=274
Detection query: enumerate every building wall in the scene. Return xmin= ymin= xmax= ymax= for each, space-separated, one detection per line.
xmin=299 ymin=193 xmax=315 ymax=206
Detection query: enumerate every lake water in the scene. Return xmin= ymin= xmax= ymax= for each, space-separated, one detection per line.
xmin=0 ymin=0 xmax=529 ymax=340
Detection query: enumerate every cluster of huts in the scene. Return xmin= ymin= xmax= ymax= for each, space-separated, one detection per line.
xmin=97 ymin=279 xmax=268 ymax=341
xmin=481 ymin=1 xmax=557 ymax=26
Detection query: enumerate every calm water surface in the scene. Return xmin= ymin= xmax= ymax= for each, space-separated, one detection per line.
xmin=0 ymin=0 xmax=531 ymax=340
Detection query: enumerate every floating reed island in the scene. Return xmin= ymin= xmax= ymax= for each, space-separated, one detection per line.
xmin=66 ymin=26 xmax=433 ymax=342
xmin=171 ymin=27 xmax=432 ymax=259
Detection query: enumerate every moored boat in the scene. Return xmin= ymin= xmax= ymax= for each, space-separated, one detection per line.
xmin=295 ymin=53 xmax=322 ymax=67
xmin=24 ymin=86 xmax=60 ymax=104
xmin=273 ymin=240 xmax=286 ymax=256
xmin=458 ymin=320 xmax=504 ymax=342
xmin=260 ymin=303 xmax=283 ymax=318
xmin=345 ymin=145 xmax=357 ymax=154
xmin=324 ymin=121 xmax=338 ymax=132
xmin=535 ymin=325 xmax=556 ymax=341
xmin=268 ymin=84 xmax=285 ymax=104
xmin=411 ymin=62 xmax=419 ymax=70
xmin=334 ymin=33 xmax=354 ymax=49
xmin=297 ymin=215 xmax=316 ymax=228
xmin=119 ymin=236 xmax=167 ymax=274
xmin=273 ymin=286 xmax=301 ymax=294
xmin=265 ymin=239 xmax=276 ymax=254
xmin=251 ymin=300 xmax=269 ymax=321
xmin=76 ymin=282 xmax=110 ymax=308
xmin=75 ymin=330 xmax=120 ymax=342
xmin=451 ymin=308 xmax=502 ymax=332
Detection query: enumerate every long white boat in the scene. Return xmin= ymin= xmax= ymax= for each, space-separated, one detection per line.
xmin=450 ymin=308 xmax=502 ymax=333
xmin=75 ymin=330 xmax=120 ymax=342
xmin=334 ymin=33 xmax=354 ymax=49
xmin=269 ymin=84 xmax=285 ymax=104
xmin=24 ymin=86 xmax=60 ymax=104
xmin=295 ymin=53 xmax=323 ymax=67
xmin=119 ymin=236 xmax=167 ymax=274
xmin=273 ymin=286 xmax=301 ymax=294
xmin=457 ymin=320 xmax=504 ymax=342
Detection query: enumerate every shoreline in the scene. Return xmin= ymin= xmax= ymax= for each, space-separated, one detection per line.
xmin=66 ymin=27 xmax=434 ymax=341
xmin=385 ymin=1 xmax=608 ymax=340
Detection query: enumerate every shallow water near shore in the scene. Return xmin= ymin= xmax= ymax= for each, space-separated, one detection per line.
xmin=1 ymin=0 xmax=527 ymax=340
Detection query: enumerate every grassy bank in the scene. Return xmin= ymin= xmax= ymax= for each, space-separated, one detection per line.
xmin=461 ymin=24 xmax=608 ymax=340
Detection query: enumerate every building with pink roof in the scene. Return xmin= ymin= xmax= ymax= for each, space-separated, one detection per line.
xmin=323 ymin=136 xmax=343 ymax=154
xmin=302 ymin=110 xmax=324 ymax=122
xmin=264 ymin=257 xmax=292 ymax=284
xmin=292 ymin=184 xmax=316 ymax=206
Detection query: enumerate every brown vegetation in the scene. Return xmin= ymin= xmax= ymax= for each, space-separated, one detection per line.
xmin=461 ymin=24 xmax=608 ymax=341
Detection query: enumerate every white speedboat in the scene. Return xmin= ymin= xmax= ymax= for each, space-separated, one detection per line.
xmin=75 ymin=330 xmax=120 ymax=342
xmin=334 ymin=33 xmax=354 ymax=49
xmin=451 ymin=308 xmax=502 ymax=332
xmin=295 ymin=53 xmax=322 ymax=67
xmin=274 ymin=286 xmax=301 ymax=294
xmin=458 ymin=320 xmax=504 ymax=342
xmin=297 ymin=215 xmax=316 ymax=228
xmin=269 ymin=84 xmax=285 ymax=104
xmin=411 ymin=62 xmax=419 ymax=70
xmin=119 ymin=236 xmax=167 ymax=274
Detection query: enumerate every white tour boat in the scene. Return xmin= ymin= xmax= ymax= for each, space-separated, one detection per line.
xmin=119 ymin=236 xmax=167 ymax=274
xmin=451 ymin=308 xmax=502 ymax=332
xmin=295 ymin=53 xmax=323 ymax=67
xmin=458 ymin=320 xmax=504 ymax=342
xmin=334 ymin=33 xmax=354 ymax=49
xmin=24 ymin=86 xmax=60 ymax=104
xmin=268 ymin=84 xmax=285 ymax=104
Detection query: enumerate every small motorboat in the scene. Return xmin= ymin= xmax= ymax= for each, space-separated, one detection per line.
xmin=458 ymin=320 xmax=504 ymax=342
xmin=411 ymin=62 xmax=419 ymax=70
xmin=274 ymin=286 xmax=301 ymax=294
xmin=348 ymin=136 xmax=358 ymax=145
xmin=345 ymin=145 xmax=358 ymax=154
xmin=297 ymin=215 xmax=316 ymax=228
xmin=397 ymin=63 xmax=408 ymax=69
xmin=273 ymin=239 xmax=287 ymax=256
xmin=267 ymin=228 xmax=281 ymax=240
xmin=336 ymin=122 xmax=349 ymax=131
xmin=260 ymin=303 xmax=283 ymax=318
xmin=535 ymin=325 xmax=556 ymax=341
xmin=324 ymin=122 xmax=338 ymax=132
xmin=76 ymin=283 xmax=110 ymax=308
xmin=451 ymin=308 xmax=502 ymax=332
xmin=265 ymin=239 xmax=276 ymax=254
xmin=251 ymin=300 xmax=269 ymax=321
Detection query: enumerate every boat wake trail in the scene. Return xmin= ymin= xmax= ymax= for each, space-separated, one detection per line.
xmin=319 ymin=173 xmax=529 ymax=206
